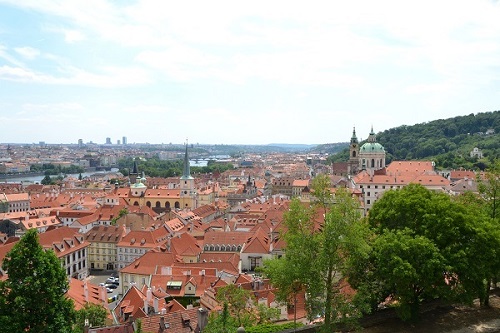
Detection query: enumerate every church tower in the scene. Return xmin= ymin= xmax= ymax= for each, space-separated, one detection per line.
xmin=179 ymin=142 xmax=196 ymax=209
xmin=348 ymin=127 xmax=359 ymax=175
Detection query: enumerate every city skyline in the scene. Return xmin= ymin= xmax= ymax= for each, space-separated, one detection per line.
xmin=1 ymin=1 xmax=500 ymax=145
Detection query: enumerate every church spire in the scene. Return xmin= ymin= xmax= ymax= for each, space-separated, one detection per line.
xmin=181 ymin=140 xmax=193 ymax=180
xmin=350 ymin=126 xmax=358 ymax=144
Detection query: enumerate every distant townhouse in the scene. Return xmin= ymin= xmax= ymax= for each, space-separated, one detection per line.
xmin=16 ymin=215 xmax=63 ymax=237
xmin=120 ymin=250 xmax=181 ymax=295
xmin=240 ymin=228 xmax=276 ymax=272
xmin=84 ymin=225 xmax=127 ymax=271
xmin=0 ymin=193 xmax=30 ymax=213
xmin=291 ymin=179 xmax=310 ymax=198
xmin=51 ymin=208 xmax=94 ymax=227
xmin=38 ymin=226 xmax=91 ymax=280
xmin=150 ymin=266 xmax=219 ymax=301
xmin=116 ymin=226 xmax=170 ymax=269
xmin=0 ymin=162 xmax=30 ymax=174
xmin=271 ymin=176 xmax=294 ymax=197
xmin=202 ymin=231 xmax=249 ymax=254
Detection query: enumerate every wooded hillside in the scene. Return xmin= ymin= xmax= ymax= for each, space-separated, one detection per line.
xmin=329 ymin=111 xmax=500 ymax=170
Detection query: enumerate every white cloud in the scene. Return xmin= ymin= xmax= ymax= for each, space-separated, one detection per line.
xmin=0 ymin=65 xmax=151 ymax=87
xmin=14 ymin=46 xmax=40 ymax=60
xmin=62 ymin=29 xmax=86 ymax=43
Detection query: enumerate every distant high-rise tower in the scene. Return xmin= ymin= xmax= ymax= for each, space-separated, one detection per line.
xmin=78 ymin=139 xmax=83 ymax=148
xmin=122 ymin=136 xmax=127 ymax=145
xmin=106 ymin=137 xmax=112 ymax=145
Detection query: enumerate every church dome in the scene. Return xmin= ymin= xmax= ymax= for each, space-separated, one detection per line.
xmin=360 ymin=142 xmax=385 ymax=153
xmin=130 ymin=182 xmax=147 ymax=189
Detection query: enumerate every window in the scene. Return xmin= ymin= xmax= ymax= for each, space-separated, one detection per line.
xmin=367 ymin=199 xmax=371 ymax=204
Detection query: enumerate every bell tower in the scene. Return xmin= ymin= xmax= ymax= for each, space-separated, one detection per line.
xmin=348 ymin=127 xmax=359 ymax=175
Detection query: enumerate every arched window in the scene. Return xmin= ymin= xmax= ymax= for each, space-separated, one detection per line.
xmin=133 ymin=201 xmax=139 ymax=206
xmin=204 ymin=245 xmax=209 ymax=251
xmin=232 ymin=245 xmax=237 ymax=252
xmin=371 ymin=159 xmax=375 ymax=168
xmin=174 ymin=201 xmax=180 ymax=209
xmin=352 ymin=151 xmax=356 ymax=157
xmin=221 ymin=245 xmax=226 ymax=251
xmin=156 ymin=201 xmax=161 ymax=208
xmin=210 ymin=245 xmax=215 ymax=251
xmin=146 ymin=201 xmax=151 ymax=208
xmin=165 ymin=201 xmax=171 ymax=209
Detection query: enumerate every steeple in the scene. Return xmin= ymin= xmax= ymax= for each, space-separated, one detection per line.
xmin=350 ymin=127 xmax=358 ymax=144
xmin=132 ymin=159 xmax=139 ymax=175
xmin=181 ymin=141 xmax=193 ymax=180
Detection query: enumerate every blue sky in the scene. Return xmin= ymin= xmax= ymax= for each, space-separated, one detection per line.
xmin=1 ymin=1 xmax=500 ymax=145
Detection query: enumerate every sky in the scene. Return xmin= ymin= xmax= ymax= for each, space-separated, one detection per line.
xmin=1 ymin=1 xmax=500 ymax=145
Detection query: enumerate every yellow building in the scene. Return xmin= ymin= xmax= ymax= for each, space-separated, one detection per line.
xmin=84 ymin=225 xmax=126 ymax=271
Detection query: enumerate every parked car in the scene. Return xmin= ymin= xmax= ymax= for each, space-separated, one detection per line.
xmin=105 ymin=283 xmax=117 ymax=289
xmin=106 ymin=277 xmax=117 ymax=284
xmin=106 ymin=287 xmax=113 ymax=293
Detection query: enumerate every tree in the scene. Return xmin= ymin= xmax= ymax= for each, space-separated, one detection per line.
xmin=41 ymin=174 xmax=54 ymax=185
xmin=204 ymin=284 xmax=280 ymax=333
xmin=355 ymin=183 xmax=500 ymax=320
xmin=262 ymin=198 xmax=320 ymax=322
xmin=263 ymin=188 xmax=370 ymax=332
xmin=73 ymin=303 xmax=107 ymax=333
xmin=478 ymin=160 xmax=500 ymax=221
xmin=311 ymin=173 xmax=332 ymax=212
xmin=203 ymin=302 xmax=237 ymax=333
xmin=215 ymin=284 xmax=256 ymax=327
xmin=315 ymin=189 xmax=370 ymax=331
xmin=0 ymin=229 xmax=75 ymax=332
xmin=371 ymin=230 xmax=447 ymax=321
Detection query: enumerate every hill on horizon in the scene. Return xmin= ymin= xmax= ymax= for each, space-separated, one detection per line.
xmin=327 ymin=110 xmax=500 ymax=170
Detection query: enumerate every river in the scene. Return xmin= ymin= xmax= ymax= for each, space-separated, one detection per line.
xmin=0 ymin=170 xmax=119 ymax=184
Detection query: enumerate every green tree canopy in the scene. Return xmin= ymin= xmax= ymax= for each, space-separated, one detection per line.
xmin=0 ymin=229 xmax=75 ymax=332
xmin=73 ymin=303 xmax=107 ymax=333
xmin=263 ymin=187 xmax=370 ymax=332
xmin=352 ymin=183 xmax=500 ymax=321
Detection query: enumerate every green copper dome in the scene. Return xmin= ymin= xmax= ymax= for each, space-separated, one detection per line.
xmin=360 ymin=142 xmax=385 ymax=153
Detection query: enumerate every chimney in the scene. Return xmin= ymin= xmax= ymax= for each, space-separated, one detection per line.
xmin=99 ymin=286 xmax=106 ymax=306
xmin=83 ymin=280 xmax=89 ymax=302
xmin=197 ymin=308 xmax=208 ymax=332
xmin=154 ymin=296 xmax=159 ymax=313
xmin=159 ymin=317 xmax=165 ymax=333
xmin=144 ymin=297 xmax=149 ymax=315
xmin=147 ymin=287 xmax=152 ymax=302
xmin=269 ymin=227 xmax=274 ymax=253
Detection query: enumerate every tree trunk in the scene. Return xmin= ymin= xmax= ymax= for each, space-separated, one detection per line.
xmin=483 ymin=279 xmax=490 ymax=307
xmin=323 ymin=268 xmax=333 ymax=330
